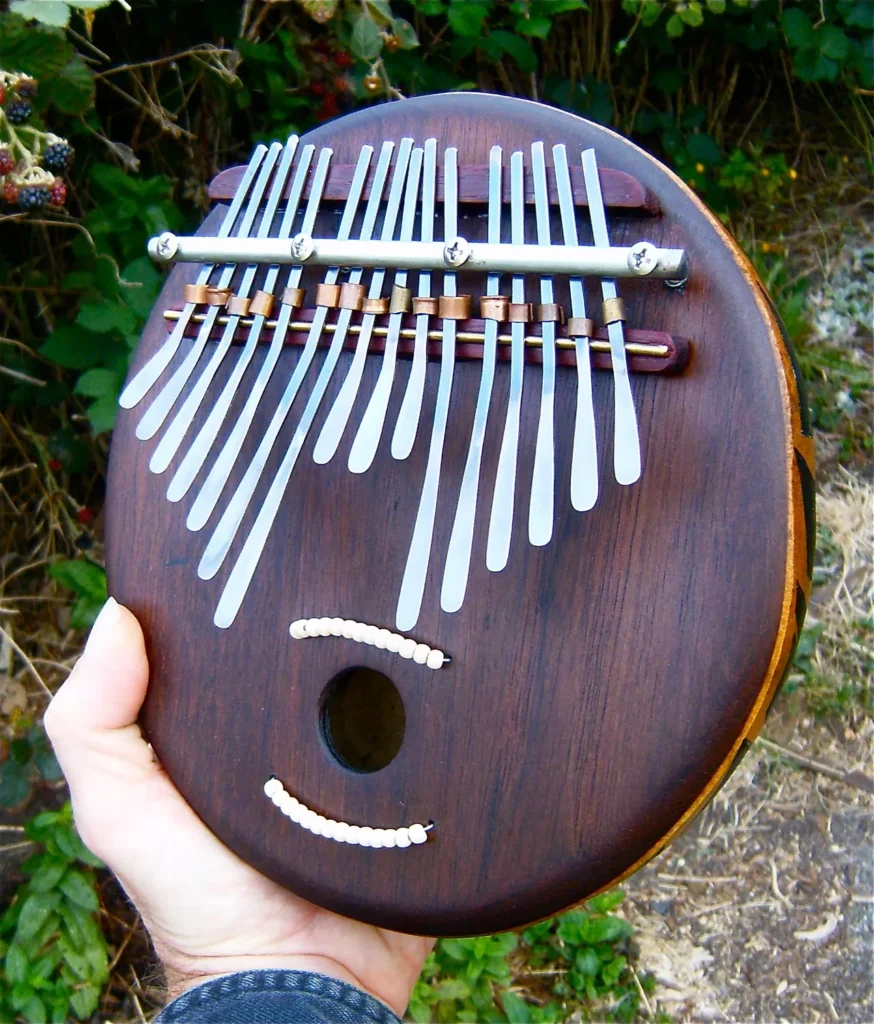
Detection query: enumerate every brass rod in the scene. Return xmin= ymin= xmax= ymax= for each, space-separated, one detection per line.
xmin=161 ymin=309 xmax=670 ymax=358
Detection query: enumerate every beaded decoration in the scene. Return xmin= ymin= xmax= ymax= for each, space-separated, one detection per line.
xmin=289 ymin=617 xmax=448 ymax=669
xmin=263 ymin=777 xmax=432 ymax=847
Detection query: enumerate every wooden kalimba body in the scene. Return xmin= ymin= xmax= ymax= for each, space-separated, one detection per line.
xmin=105 ymin=94 xmax=813 ymax=935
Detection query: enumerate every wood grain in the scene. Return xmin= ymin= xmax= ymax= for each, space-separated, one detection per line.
xmin=106 ymin=94 xmax=801 ymax=936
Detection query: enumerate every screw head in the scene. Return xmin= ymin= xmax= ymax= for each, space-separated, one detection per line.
xmin=154 ymin=232 xmax=178 ymax=260
xmin=628 ymin=241 xmax=658 ymax=276
xmin=443 ymin=235 xmax=470 ymax=268
xmin=290 ymin=233 xmax=314 ymax=262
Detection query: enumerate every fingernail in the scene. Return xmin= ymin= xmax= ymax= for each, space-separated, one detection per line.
xmin=85 ymin=597 xmax=122 ymax=650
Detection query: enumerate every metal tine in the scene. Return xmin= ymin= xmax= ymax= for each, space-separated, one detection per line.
xmin=528 ymin=142 xmax=556 ymax=547
xmin=395 ymin=146 xmax=460 ymax=633
xmin=391 ymin=137 xmax=437 ymax=460
xmin=119 ymin=144 xmax=268 ymax=410
xmin=167 ymin=143 xmax=316 ymax=503
xmin=313 ymin=137 xmax=414 ymax=464
xmin=486 ymin=150 xmax=526 ymax=572
xmin=552 ymin=144 xmax=598 ymax=511
xmin=440 ymin=144 xmax=503 ymax=614
xmin=347 ymin=145 xmax=424 ymax=474
xmin=134 ymin=142 xmax=282 ymax=441
xmin=184 ymin=146 xmax=333 ymax=528
xmin=150 ymin=136 xmax=300 ymax=475
xmin=581 ymin=148 xmax=641 ymax=485
xmin=202 ymin=141 xmax=394 ymax=604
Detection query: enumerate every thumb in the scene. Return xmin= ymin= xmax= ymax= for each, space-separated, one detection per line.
xmin=44 ymin=597 xmax=167 ymax=844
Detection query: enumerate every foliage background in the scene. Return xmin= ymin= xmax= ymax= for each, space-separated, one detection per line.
xmin=0 ymin=0 xmax=870 ymax=1021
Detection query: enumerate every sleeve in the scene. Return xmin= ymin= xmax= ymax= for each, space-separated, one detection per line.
xmin=153 ymin=969 xmax=403 ymax=1024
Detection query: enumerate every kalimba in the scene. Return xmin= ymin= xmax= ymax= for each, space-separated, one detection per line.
xmin=105 ymin=94 xmax=813 ymax=935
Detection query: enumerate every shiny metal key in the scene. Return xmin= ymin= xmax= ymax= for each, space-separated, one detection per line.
xmin=204 ymin=142 xmax=396 ymax=615
xmin=395 ymin=147 xmax=460 ymax=633
xmin=347 ymin=146 xmax=424 ymax=474
xmin=581 ymin=148 xmax=641 ymax=486
xmin=184 ymin=146 xmax=333 ymax=528
xmin=441 ymin=144 xmax=503 ymax=614
xmin=167 ymin=143 xmax=317 ymax=503
xmin=134 ymin=142 xmax=281 ymax=441
xmin=528 ymin=141 xmax=556 ymax=547
xmin=391 ymin=138 xmax=437 ymax=461
xmin=486 ymin=150 xmax=526 ymax=572
xmin=150 ymin=136 xmax=300 ymax=474
xmin=553 ymin=144 xmax=598 ymax=511
xmin=313 ymin=137 xmax=414 ymax=464
xmin=118 ymin=144 xmax=268 ymax=410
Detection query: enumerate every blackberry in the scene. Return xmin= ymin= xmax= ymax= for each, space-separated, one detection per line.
xmin=0 ymin=146 xmax=13 ymax=176
xmin=49 ymin=179 xmax=67 ymax=207
xmin=2 ymin=179 xmax=19 ymax=204
xmin=6 ymin=99 xmax=31 ymax=124
xmin=42 ymin=139 xmax=74 ymax=171
xmin=18 ymin=184 xmax=50 ymax=210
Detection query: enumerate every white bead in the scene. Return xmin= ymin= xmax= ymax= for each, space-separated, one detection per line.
xmin=381 ymin=828 xmax=396 ymax=848
xmin=369 ymin=828 xmax=385 ymax=849
xmin=317 ymin=616 xmax=331 ymax=636
xmin=289 ymin=620 xmax=308 ymax=639
xmin=334 ymin=821 xmax=349 ymax=843
xmin=323 ymin=819 xmax=337 ymax=840
xmin=409 ymin=823 xmax=428 ymax=844
xmin=426 ymin=649 xmax=444 ymax=670
xmin=352 ymin=622 xmax=367 ymax=643
xmin=300 ymin=808 xmax=316 ymax=830
xmin=395 ymin=828 xmax=412 ymax=848
xmin=366 ymin=625 xmax=381 ymax=646
xmin=312 ymin=815 xmax=326 ymax=836
xmin=330 ymin=617 xmax=344 ymax=636
xmin=289 ymin=801 xmax=303 ymax=823
xmin=346 ymin=825 xmax=361 ymax=845
xmin=312 ymin=618 xmax=327 ymax=637
xmin=342 ymin=619 xmax=356 ymax=639
xmin=264 ymin=778 xmax=282 ymax=798
xmin=278 ymin=792 xmax=294 ymax=814
xmin=375 ymin=628 xmax=391 ymax=649
xmin=302 ymin=617 xmax=317 ymax=636
xmin=271 ymin=790 xmax=284 ymax=807
xmin=399 ymin=637 xmax=417 ymax=659
xmin=358 ymin=826 xmax=374 ymax=847
xmin=386 ymin=632 xmax=403 ymax=653
xmin=413 ymin=643 xmax=430 ymax=665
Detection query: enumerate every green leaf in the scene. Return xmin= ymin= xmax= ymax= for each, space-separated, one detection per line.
xmin=5 ymin=942 xmax=28 ymax=984
xmin=686 ymin=132 xmax=722 ymax=166
xmin=59 ymin=872 xmax=99 ymax=912
xmin=72 ymin=368 xmax=118 ymax=399
xmin=575 ymin=946 xmax=600 ymax=975
xmin=679 ymin=1 xmax=704 ymax=28
xmin=10 ymin=1 xmax=70 ymax=27
xmin=781 ymin=7 xmax=815 ymax=49
xmin=350 ymin=15 xmax=383 ymax=60
xmin=581 ymin=915 xmax=632 ymax=944
xmin=447 ymin=0 xmax=489 ymax=37
xmin=794 ymin=47 xmax=838 ymax=80
xmin=431 ymin=978 xmax=471 ymax=999
xmin=489 ymin=30 xmax=537 ymax=71
xmin=22 ymin=993 xmax=47 ymax=1024
xmin=40 ymin=324 xmax=107 ymax=371
xmin=0 ymin=759 xmax=32 ymax=809
xmin=42 ymin=54 xmax=95 ymax=114
xmin=817 ymin=24 xmax=850 ymax=60
xmin=0 ymin=14 xmax=74 ymax=78
xmin=48 ymin=561 xmax=107 ymax=602
xmin=502 ymin=990 xmax=532 ymax=1023
xmin=15 ymin=894 xmax=61 ymax=945
xmin=28 ymin=860 xmax=67 ymax=895
xmin=76 ymin=298 xmax=137 ymax=336
xmin=516 ymin=14 xmax=552 ymax=38
xmin=588 ymin=889 xmax=625 ymax=914
xmin=82 ymin=392 xmax=119 ymax=435
xmin=705 ymin=0 xmax=726 ymax=12
xmin=68 ymin=984 xmax=98 ymax=1021
xmin=665 ymin=12 xmax=684 ymax=36
xmin=392 ymin=17 xmax=419 ymax=49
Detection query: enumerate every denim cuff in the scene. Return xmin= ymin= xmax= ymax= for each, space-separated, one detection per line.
xmin=154 ymin=969 xmax=402 ymax=1024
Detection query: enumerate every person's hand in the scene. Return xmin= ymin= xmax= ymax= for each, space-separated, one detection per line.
xmin=45 ymin=598 xmax=433 ymax=1014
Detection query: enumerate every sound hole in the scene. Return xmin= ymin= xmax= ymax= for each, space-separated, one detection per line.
xmin=320 ymin=668 xmax=405 ymax=773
